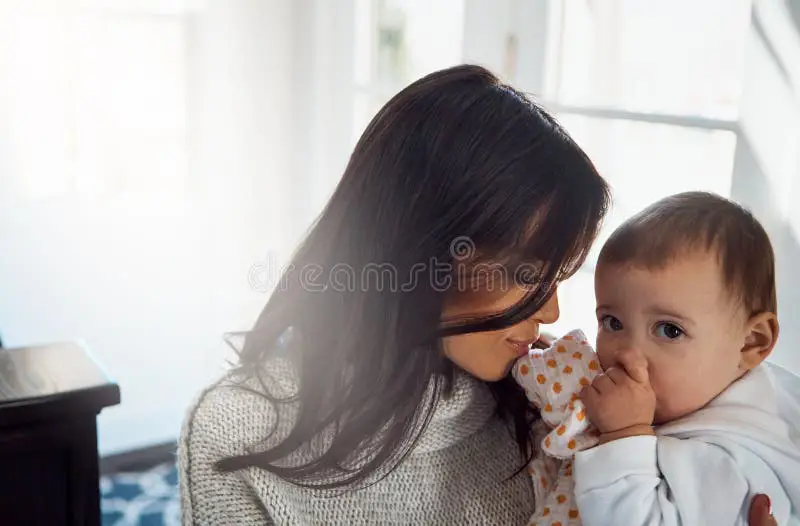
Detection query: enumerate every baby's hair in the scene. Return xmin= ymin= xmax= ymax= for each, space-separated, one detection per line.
xmin=598 ymin=191 xmax=777 ymax=316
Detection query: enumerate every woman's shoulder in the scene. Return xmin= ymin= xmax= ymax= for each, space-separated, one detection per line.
xmin=181 ymin=358 xmax=299 ymax=459
xmin=181 ymin=376 xmax=265 ymax=454
xmin=179 ymin=362 xmax=296 ymax=525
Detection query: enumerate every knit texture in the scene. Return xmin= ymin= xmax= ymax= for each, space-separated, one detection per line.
xmin=179 ymin=358 xmax=537 ymax=525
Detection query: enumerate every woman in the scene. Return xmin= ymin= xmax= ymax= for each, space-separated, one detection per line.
xmin=179 ymin=65 xmax=776 ymax=525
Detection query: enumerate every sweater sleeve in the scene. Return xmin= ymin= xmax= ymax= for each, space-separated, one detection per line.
xmin=573 ymin=435 xmax=749 ymax=526
xmin=179 ymin=383 xmax=274 ymax=526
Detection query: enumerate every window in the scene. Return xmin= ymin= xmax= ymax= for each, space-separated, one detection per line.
xmin=557 ymin=116 xmax=738 ymax=265
xmin=346 ymin=0 xmax=762 ymax=341
xmin=351 ymin=0 xmax=465 ymax=145
xmin=549 ymin=0 xmax=752 ymax=119
xmin=540 ymin=0 xmax=753 ymax=339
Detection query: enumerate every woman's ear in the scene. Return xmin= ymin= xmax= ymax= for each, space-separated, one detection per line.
xmin=739 ymin=311 xmax=779 ymax=371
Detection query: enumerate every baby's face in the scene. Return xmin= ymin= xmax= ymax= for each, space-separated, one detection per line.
xmin=594 ymin=250 xmax=750 ymax=424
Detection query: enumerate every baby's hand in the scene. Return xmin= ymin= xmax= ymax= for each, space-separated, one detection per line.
xmin=580 ymin=348 xmax=656 ymax=442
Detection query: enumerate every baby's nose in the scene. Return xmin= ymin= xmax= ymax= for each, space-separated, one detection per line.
xmin=608 ymin=347 xmax=647 ymax=370
xmin=598 ymin=341 xmax=635 ymax=371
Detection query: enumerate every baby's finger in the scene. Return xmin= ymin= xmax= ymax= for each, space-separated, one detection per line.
xmin=591 ymin=373 xmax=615 ymax=394
xmin=615 ymin=348 xmax=650 ymax=385
xmin=579 ymin=384 xmax=597 ymax=407
xmin=604 ymin=366 xmax=629 ymax=385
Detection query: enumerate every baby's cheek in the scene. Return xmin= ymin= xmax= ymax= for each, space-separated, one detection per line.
xmin=648 ymin=362 xmax=683 ymax=395
xmin=650 ymin=367 xmax=704 ymax=423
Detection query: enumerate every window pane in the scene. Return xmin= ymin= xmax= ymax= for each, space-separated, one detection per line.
xmin=556 ymin=115 xmax=737 ymax=264
xmin=551 ymin=0 xmax=752 ymax=119
xmin=354 ymin=0 xmax=464 ymax=90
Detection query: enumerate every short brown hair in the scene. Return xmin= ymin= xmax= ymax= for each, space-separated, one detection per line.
xmin=598 ymin=191 xmax=777 ymax=316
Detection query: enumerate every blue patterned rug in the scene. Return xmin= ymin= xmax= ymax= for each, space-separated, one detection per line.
xmin=101 ymin=462 xmax=179 ymax=526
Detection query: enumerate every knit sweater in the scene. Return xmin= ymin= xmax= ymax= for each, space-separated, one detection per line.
xmin=179 ymin=358 xmax=536 ymax=525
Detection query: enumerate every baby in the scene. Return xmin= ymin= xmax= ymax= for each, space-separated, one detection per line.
xmin=515 ymin=191 xmax=800 ymax=526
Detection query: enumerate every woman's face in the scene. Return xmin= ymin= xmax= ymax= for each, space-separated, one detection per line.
xmin=441 ymin=286 xmax=561 ymax=381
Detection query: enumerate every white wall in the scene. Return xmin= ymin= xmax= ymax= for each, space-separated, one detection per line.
xmin=0 ymin=0 xmax=297 ymax=455
xmin=734 ymin=0 xmax=800 ymax=372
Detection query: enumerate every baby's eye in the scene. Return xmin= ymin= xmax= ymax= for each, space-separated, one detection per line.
xmin=654 ymin=322 xmax=684 ymax=340
xmin=599 ymin=315 xmax=623 ymax=332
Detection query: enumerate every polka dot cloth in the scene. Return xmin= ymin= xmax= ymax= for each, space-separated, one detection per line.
xmin=513 ymin=329 xmax=601 ymax=526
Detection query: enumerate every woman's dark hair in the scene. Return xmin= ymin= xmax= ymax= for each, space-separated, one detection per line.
xmin=216 ymin=65 xmax=610 ymax=488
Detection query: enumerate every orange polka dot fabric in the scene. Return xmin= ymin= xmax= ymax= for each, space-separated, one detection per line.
xmin=513 ymin=329 xmax=600 ymax=457
xmin=512 ymin=329 xmax=601 ymax=526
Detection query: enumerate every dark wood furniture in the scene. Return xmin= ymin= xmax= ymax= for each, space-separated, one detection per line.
xmin=0 ymin=342 xmax=120 ymax=525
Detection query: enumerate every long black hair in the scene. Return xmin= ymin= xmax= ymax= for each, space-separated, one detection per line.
xmin=216 ymin=65 xmax=610 ymax=488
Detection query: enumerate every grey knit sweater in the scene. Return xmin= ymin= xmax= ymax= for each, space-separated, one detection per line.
xmin=179 ymin=359 xmax=536 ymax=525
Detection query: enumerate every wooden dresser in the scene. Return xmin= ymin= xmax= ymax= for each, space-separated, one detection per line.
xmin=0 ymin=342 xmax=120 ymax=525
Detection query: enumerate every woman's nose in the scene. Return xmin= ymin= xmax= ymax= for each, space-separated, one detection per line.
xmin=535 ymin=291 xmax=560 ymax=324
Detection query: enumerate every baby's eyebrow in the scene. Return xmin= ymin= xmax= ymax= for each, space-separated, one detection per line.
xmin=645 ymin=306 xmax=694 ymax=325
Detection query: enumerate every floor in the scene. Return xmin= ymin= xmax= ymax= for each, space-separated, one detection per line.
xmin=100 ymin=462 xmax=180 ymax=526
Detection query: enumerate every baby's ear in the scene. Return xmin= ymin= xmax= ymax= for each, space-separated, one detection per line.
xmin=739 ymin=311 xmax=779 ymax=371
